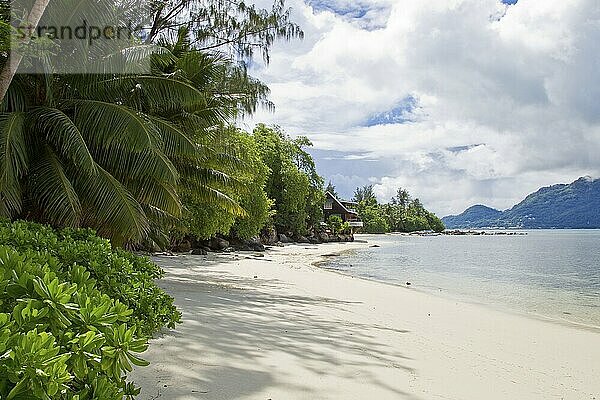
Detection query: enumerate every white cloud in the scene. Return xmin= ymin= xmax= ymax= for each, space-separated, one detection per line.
xmin=247 ymin=0 xmax=600 ymax=216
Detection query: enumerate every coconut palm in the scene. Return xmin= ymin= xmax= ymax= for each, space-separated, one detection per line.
xmin=0 ymin=1 xmax=277 ymax=246
xmin=0 ymin=71 xmax=204 ymax=245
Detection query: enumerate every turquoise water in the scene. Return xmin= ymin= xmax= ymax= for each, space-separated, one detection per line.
xmin=325 ymin=231 xmax=600 ymax=328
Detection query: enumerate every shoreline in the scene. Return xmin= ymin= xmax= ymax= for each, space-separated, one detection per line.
xmin=323 ymin=234 xmax=600 ymax=334
xmin=314 ymin=247 xmax=600 ymax=334
xmin=131 ymin=240 xmax=600 ymax=399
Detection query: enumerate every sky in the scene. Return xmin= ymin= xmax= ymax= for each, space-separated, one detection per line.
xmin=245 ymin=0 xmax=600 ymax=217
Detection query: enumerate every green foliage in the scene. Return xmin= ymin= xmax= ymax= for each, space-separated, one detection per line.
xmin=146 ymin=0 xmax=303 ymax=64
xmin=0 ymin=3 xmax=302 ymax=249
xmin=327 ymin=215 xmax=343 ymax=234
xmin=353 ymin=185 xmax=378 ymax=208
xmin=0 ymin=220 xmax=180 ymax=399
xmin=359 ymin=206 xmax=389 ymax=234
xmin=253 ymin=124 xmax=324 ymax=236
xmin=178 ymin=126 xmax=273 ymax=240
xmin=354 ymin=186 xmax=445 ymax=233
xmin=325 ymin=181 xmax=338 ymax=198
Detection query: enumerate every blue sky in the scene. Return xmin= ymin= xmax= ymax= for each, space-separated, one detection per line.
xmin=247 ymin=0 xmax=600 ymax=216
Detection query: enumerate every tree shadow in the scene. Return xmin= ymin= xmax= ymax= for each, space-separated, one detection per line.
xmin=132 ymin=255 xmax=421 ymax=399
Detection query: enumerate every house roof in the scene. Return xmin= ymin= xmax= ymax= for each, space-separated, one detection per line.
xmin=324 ymin=191 xmax=358 ymax=215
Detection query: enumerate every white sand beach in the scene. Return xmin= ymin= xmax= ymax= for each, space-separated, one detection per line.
xmin=130 ymin=240 xmax=600 ymax=400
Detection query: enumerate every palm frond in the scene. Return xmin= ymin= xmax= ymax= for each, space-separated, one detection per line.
xmin=93 ymin=145 xmax=179 ymax=184
xmin=0 ymin=112 xmax=28 ymax=217
xmin=31 ymin=107 xmax=96 ymax=174
xmin=129 ymin=177 xmax=182 ymax=217
xmin=148 ymin=116 xmax=197 ymax=157
xmin=83 ymin=76 xmax=208 ymax=112
xmin=70 ymin=99 xmax=162 ymax=151
xmin=28 ymin=145 xmax=81 ymax=227
xmin=185 ymin=184 xmax=246 ymax=217
xmin=77 ymin=164 xmax=150 ymax=246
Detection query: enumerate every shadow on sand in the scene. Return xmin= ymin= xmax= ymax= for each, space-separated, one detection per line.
xmin=132 ymin=255 xmax=419 ymax=400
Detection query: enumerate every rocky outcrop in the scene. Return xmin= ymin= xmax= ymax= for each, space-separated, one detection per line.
xmin=248 ymin=239 xmax=265 ymax=251
xmin=261 ymin=228 xmax=279 ymax=245
xmin=208 ymin=237 xmax=229 ymax=251
xmin=173 ymin=240 xmax=191 ymax=253
xmin=295 ymin=235 xmax=310 ymax=244
xmin=279 ymin=234 xmax=290 ymax=243
xmin=176 ymin=227 xmax=354 ymax=255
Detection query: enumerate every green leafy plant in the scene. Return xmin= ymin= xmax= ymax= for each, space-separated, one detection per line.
xmin=327 ymin=215 xmax=343 ymax=234
xmin=0 ymin=220 xmax=181 ymax=399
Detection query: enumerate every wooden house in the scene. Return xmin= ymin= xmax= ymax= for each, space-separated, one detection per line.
xmin=323 ymin=191 xmax=364 ymax=229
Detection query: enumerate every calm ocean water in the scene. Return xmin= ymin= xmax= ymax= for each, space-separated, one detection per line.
xmin=324 ymin=231 xmax=600 ymax=328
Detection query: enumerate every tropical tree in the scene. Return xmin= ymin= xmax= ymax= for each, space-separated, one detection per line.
xmin=253 ymin=124 xmax=324 ymax=236
xmin=0 ymin=10 xmax=248 ymax=246
xmin=0 ymin=68 xmax=221 ymax=246
xmin=325 ymin=181 xmax=339 ymax=197
xmin=353 ymin=185 xmax=378 ymax=208
xmin=391 ymin=187 xmax=410 ymax=209
xmin=354 ymin=186 xmax=445 ymax=233
xmin=0 ymin=0 xmax=304 ymax=247
xmin=176 ymin=126 xmax=273 ymax=240
xmin=144 ymin=0 xmax=303 ymax=64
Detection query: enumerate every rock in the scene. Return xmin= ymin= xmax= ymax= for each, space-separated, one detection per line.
xmin=279 ymin=234 xmax=290 ymax=243
xmin=233 ymin=243 xmax=252 ymax=251
xmin=247 ymin=238 xmax=265 ymax=252
xmin=191 ymin=248 xmax=208 ymax=255
xmin=406 ymin=282 xmax=411 ymax=286
xmin=296 ymin=236 xmax=310 ymax=244
xmin=208 ymin=237 xmax=229 ymax=251
xmin=261 ymin=228 xmax=279 ymax=245
xmin=308 ymin=237 xmax=320 ymax=244
xmin=370 ymin=244 xmax=380 ymax=248
xmin=319 ymin=232 xmax=330 ymax=243
xmin=174 ymin=240 xmax=191 ymax=253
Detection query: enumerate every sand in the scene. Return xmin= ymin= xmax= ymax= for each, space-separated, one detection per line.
xmin=129 ymin=240 xmax=600 ymax=400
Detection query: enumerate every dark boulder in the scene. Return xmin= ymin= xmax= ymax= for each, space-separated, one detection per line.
xmin=279 ymin=234 xmax=290 ymax=243
xmin=308 ymin=237 xmax=320 ymax=244
xmin=261 ymin=228 xmax=279 ymax=245
xmin=247 ymin=239 xmax=265 ymax=252
xmin=191 ymin=248 xmax=208 ymax=255
xmin=319 ymin=232 xmax=330 ymax=243
xmin=295 ymin=236 xmax=310 ymax=244
xmin=208 ymin=237 xmax=229 ymax=251
xmin=174 ymin=240 xmax=191 ymax=253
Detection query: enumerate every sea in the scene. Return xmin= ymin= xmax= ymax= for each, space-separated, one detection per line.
xmin=323 ymin=230 xmax=600 ymax=329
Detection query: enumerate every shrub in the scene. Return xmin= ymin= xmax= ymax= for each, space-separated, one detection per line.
xmin=0 ymin=220 xmax=181 ymax=399
xmin=327 ymin=215 xmax=343 ymax=234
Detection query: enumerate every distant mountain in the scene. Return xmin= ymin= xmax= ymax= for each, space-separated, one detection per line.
xmin=442 ymin=205 xmax=502 ymax=229
xmin=442 ymin=176 xmax=600 ymax=229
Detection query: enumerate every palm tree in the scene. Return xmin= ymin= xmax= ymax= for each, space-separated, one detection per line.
xmin=0 ymin=2 xmax=276 ymax=246
xmin=0 ymin=70 xmax=212 ymax=246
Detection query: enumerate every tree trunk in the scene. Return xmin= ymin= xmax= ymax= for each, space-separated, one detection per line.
xmin=0 ymin=0 xmax=52 ymax=103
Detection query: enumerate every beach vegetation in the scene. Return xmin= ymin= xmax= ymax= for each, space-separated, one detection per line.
xmin=0 ymin=219 xmax=180 ymax=398
xmin=0 ymin=0 xmax=308 ymax=248
xmin=253 ymin=124 xmax=325 ymax=236
xmin=354 ymin=186 xmax=445 ymax=233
